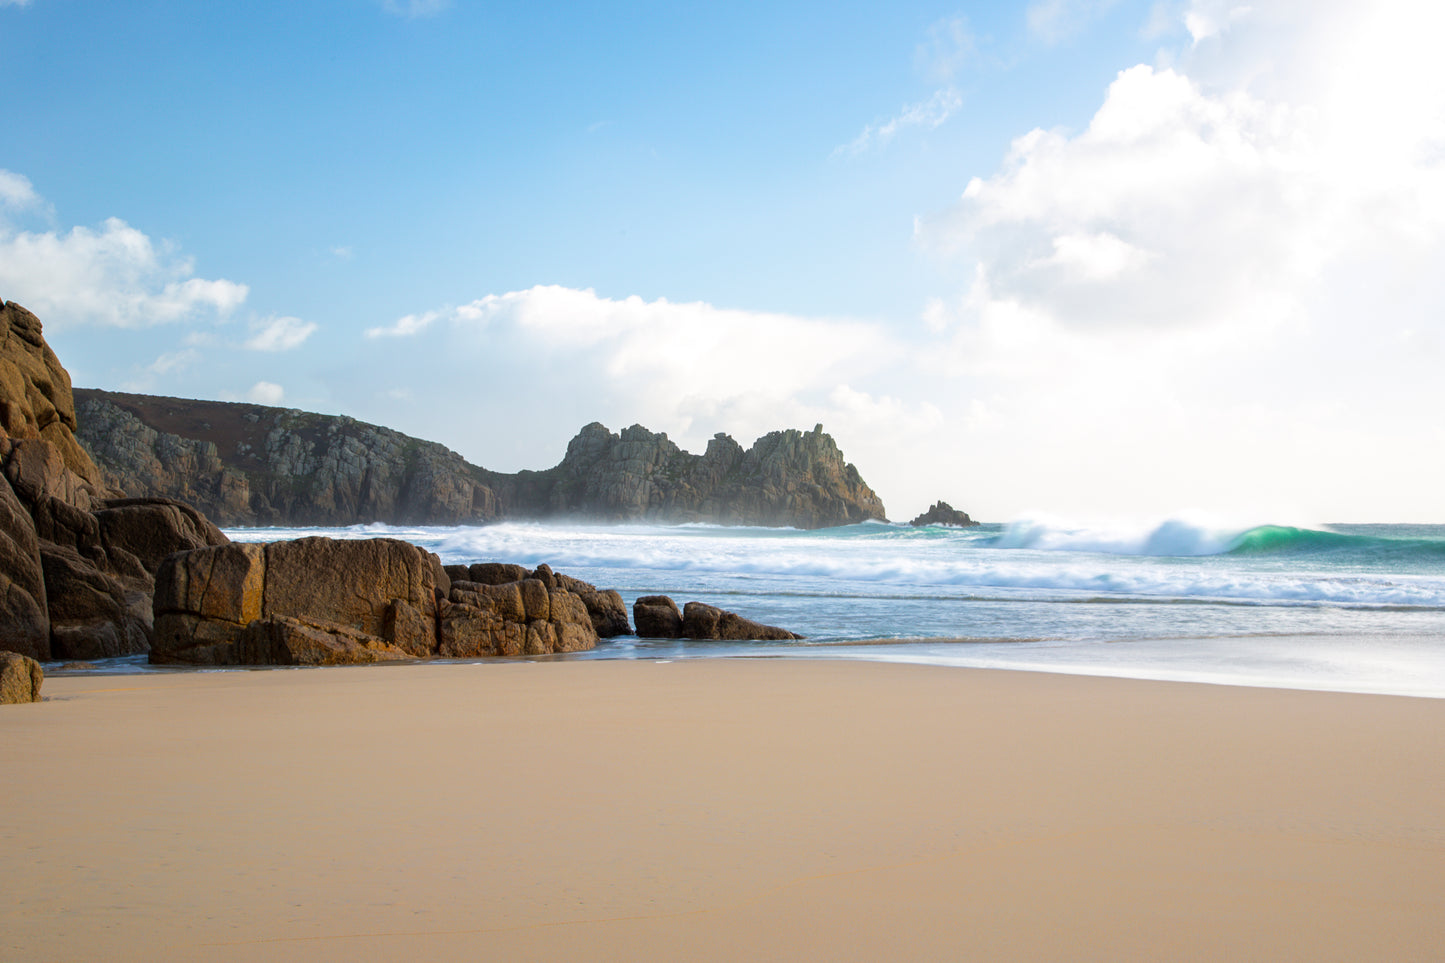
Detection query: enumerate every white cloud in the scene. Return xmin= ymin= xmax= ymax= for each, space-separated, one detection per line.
xmin=900 ymin=0 xmax=1445 ymax=521
xmin=1182 ymin=0 xmax=1252 ymax=43
xmin=330 ymin=245 xmax=353 ymax=260
xmin=0 ymin=0 xmax=34 ymax=7
xmin=0 ymin=169 xmax=39 ymax=209
xmin=350 ymin=285 xmax=907 ymax=481
xmin=247 ymin=381 xmax=285 ymax=405
xmin=1027 ymin=0 xmax=1121 ymax=43
xmin=381 ymin=0 xmax=448 ymax=17
xmin=921 ymin=61 xmax=1377 ymax=332
xmin=434 ymin=286 xmax=888 ymax=406
xmin=837 ymin=87 xmax=963 ymax=156
xmin=0 ymin=215 xmax=248 ymax=330
xmin=1036 ymin=231 xmax=1155 ymax=282
xmin=244 ymin=315 xmax=317 ymax=352
xmin=365 ymin=309 xmax=442 ymax=338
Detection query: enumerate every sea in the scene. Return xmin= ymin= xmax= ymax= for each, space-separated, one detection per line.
xmin=204 ymin=516 xmax=1445 ymax=698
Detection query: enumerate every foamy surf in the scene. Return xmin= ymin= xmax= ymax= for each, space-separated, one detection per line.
xmin=214 ymin=516 xmax=1445 ymax=696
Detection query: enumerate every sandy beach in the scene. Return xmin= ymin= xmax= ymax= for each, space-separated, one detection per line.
xmin=4 ymin=659 xmax=1443 ymax=961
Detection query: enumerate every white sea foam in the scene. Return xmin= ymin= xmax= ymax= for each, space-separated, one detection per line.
xmin=224 ymin=520 xmax=1445 ymax=609
xmin=991 ymin=513 xmax=1256 ymax=556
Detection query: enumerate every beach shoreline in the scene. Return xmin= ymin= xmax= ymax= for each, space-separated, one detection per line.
xmin=5 ymin=658 xmax=1443 ymax=960
xmin=44 ymin=628 xmax=1445 ymax=700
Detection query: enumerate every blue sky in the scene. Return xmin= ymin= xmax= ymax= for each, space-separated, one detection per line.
xmin=3 ymin=0 xmax=1443 ymax=522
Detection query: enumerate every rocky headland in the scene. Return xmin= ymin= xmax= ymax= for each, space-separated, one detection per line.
xmin=75 ymin=390 xmax=887 ymax=529
xmin=0 ymin=299 xmax=811 ymax=676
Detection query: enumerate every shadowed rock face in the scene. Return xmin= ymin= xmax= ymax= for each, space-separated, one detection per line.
xmin=507 ymin=422 xmax=888 ymax=529
xmin=0 ymin=301 xmax=229 ymax=661
xmin=73 ymin=389 xmax=501 ymax=528
xmin=632 ymin=595 xmax=801 ymax=642
xmin=74 ymin=390 xmax=888 ymax=530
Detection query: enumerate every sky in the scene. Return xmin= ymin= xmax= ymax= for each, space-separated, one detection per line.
xmin=1 ymin=0 xmax=1442 ymax=524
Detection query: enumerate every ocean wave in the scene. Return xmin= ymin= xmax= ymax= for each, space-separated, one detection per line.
xmin=1225 ymin=524 xmax=1445 ymax=560
xmin=990 ymin=516 xmax=1243 ymax=556
xmin=988 ymin=516 xmax=1445 ymax=561
xmin=221 ymin=518 xmax=1445 ymax=609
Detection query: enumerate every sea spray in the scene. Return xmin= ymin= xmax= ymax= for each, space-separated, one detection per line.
xmin=175 ymin=517 xmax=1445 ymax=695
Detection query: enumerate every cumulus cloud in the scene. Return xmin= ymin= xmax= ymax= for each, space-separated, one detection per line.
xmin=379 ymin=285 xmax=888 ymax=405
xmin=900 ymin=0 xmax=1445 ymax=520
xmin=0 ymin=213 xmax=248 ymax=330
xmin=919 ymin=33 xmax=1445 ymax=334
xmin=353 ymin=285 xmax=915 ymax=474
xmin=244 ymin=315 xmax=317 ymax=351
xmin=1181 ymin=0 xmax=1253 ymax=42
xmin=247 ymin=381 xmax=285 ymax=405
xmin=837 ymin=88 xmax=964 ymax=156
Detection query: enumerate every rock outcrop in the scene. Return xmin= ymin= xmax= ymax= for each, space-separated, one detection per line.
xmin=503 ymin=422 xmax=886 ymax=529
xmin=0 ymin=300 xmax=228 ymax=661
xmin=632 ymin=595 xmax=801 ymax=641
xmin=0 ymin=650 xmax=43 ymax=703
xmin=151 ymin=536 xmax=612 ymax=665
xmin=908 ymin=501 xmax=978 ymax=527
xmin=634 ymin=595 xmax=684 ymax=638
xmin=2 ymin=299 xmax=800 ymax=668
xmin=74 ymin=389 xmax=500 ymax=527
xmin=681 ymin=601 xmax=801 ymax=641
xmin=75 ymin=391 xmax=887 ymax=530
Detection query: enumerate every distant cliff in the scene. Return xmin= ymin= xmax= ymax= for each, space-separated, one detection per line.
xmin=73 ymin=389 xmax=887 ymax=529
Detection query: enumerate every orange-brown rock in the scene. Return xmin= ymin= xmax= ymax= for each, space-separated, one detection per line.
xmin=237 ymin=615 xmax=413 ymax=666
xmin=0 ymin=469 xmax=48 ymax=660
xmin=151 ymin=537 xmax=440 ymax=665
xmin=0 ymin=301 xmax=191 ymax=661
xmin=93 ymin=498 xmax=228 ymax=573
xmin=575 ymin=588 xmax=630 ymax=637
xmin=634 ymin=595 xmax=683 ymax=638
xmin=0 ymin=302 xmax=106 ymax=488
xmin=261 ymin=537 xmax=437 ymax=640
xmin=467 ymin=562 xmax=529 ymax=585
xmin=0 ymin=650 xmax=43 ymax=704
xmin=681 ymin=600 xmax=801 ymax=641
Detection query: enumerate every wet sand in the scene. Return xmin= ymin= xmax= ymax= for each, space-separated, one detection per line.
xmin=3 ymin=659 xmax=1443 ymax=960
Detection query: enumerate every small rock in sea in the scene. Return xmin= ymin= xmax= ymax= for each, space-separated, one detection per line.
xmin=908 ymin=501 xmax=977 ymax=527
xmin=633 ymin=595 xmax=801 ymax=641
